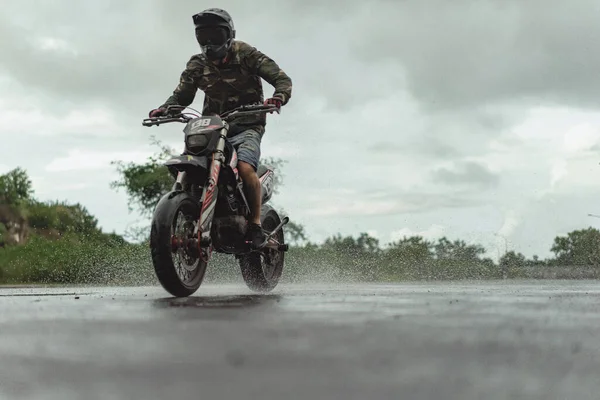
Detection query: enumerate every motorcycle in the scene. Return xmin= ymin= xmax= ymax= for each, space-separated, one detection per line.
xmin=141 ymin=103 xmax=289 ymax=297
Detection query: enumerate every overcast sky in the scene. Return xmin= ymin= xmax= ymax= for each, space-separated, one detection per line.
xmin=1 ymin=0 xmax=599 ymax=260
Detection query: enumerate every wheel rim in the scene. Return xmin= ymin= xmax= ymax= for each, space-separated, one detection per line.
xmin=171 ymin=205 xmax=203 ymax=287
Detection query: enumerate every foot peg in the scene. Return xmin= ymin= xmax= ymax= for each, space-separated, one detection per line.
xmin=266 ymin=216 xmax=289 ymax=240
xmin=244 ymin=217 xmax=289 ymax=252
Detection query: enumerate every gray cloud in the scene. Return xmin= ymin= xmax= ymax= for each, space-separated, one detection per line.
xmin=0 ymin=10 xmax=191 ymax=112
xmin=369 ymin=141 xmax=461 ymax=159
xmin=0 ymin=0 xmax=406 ymax=114
xmin=300 ymin=188 xmax=484 ymax=218
xmin=365 ymin=105 xmax=527 ymax=164
xmin=351 ymin=0 xmax=600 ymax=111
xmin=431 ymin=161 xmax=500 ymax=189
xmin=4 ymin=0 xmax=600 ymax=116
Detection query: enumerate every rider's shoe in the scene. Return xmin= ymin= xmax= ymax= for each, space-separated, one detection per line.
xmin=246 ymin=223 xmax=267 ymax=249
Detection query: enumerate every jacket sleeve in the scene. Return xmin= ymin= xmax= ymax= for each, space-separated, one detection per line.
xmin=241 ymin=44 xmax=292 ymax=105
xmin=160 ymin=56 xmax=200 ymax=109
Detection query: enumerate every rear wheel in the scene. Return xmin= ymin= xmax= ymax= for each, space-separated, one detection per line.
xmin=150 ymin=192 xmax=208 ymax=297
xmin=239 ymin=209 xmax=285 ymax=292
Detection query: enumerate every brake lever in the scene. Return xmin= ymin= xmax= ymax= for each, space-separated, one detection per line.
xmin=142 ymin=118 xmax=156 ymax=127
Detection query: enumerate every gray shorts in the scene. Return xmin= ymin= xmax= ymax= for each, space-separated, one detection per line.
xmin=228 ymin=129 xmax=262 ymax=170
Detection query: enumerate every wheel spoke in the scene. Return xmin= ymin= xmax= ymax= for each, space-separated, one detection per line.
xmin=171 ymin=209 xmax=201 ymax=285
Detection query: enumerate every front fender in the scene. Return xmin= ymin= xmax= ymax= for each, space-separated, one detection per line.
xmin=165 ymin=154 xmax=209 ymax=181
xmin=150 ymin=191 xmax=199 ymax=244
xmin=152 ymin=190 xmax=186 ymax=220
xmin=165 ymin=154 xmax=209 ymax=169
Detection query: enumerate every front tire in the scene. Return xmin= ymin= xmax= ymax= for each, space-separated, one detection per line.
xmin=150 ymin=192 xmax=208 ymax=297
xmin=239 ymin=208 xmax=285 ymax=292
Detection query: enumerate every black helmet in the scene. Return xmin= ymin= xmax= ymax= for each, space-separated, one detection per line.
xmin=192 ymin=8 xmax=236 ymax=60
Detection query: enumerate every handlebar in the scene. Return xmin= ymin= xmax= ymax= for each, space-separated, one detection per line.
xmin=142 ymin=116 xmax=191 ymax=127
xmin=141 ymin=104 xmax=280 ymax=127
xmin=220 ymin=104 xmax=280 ymax=118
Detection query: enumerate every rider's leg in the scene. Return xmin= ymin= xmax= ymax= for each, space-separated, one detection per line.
xmin=237 ymin=161 xmax=262 ymax=225
xmin=228 ymin=129 xmax=267 ymax=248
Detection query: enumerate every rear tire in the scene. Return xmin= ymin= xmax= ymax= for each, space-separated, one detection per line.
xmin=239 ymin=208 xmax=285 ymax=292
xmin=150 ymin=192 xmax=208 ymax=297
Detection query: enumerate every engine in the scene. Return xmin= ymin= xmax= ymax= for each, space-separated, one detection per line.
xmin=210 ymin=215 xmax=248 ymax=254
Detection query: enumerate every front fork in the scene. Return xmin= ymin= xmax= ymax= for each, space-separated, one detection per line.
xmin=193 ymin=126 xmax=229 ymax=262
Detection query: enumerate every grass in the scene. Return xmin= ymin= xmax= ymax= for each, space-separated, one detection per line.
xmin=0 ymin=234 xmax=154 ymax=286
xmin=1 ymin=235 xmax=598 ymax=286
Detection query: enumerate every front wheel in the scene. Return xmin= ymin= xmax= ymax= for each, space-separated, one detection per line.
xmin=239 ymin=208 xmax=285 ymax=292
xmin=150 ymin=192 xmax=208 ymax=297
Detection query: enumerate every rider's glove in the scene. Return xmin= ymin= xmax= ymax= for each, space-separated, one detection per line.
xmin=264 ymin=97 xmax=283 ymax=113
xmin=149 ymin=108 xmax=167 ymax=118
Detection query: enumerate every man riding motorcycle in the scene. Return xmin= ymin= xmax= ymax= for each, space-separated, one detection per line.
xmin=149 ymin=8 xmax=292 ymax=249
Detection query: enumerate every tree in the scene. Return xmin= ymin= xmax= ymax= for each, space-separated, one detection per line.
xmin=284 ymin=220 xmax=308 ymax=246
xmin=0 ymin=222 xmax=7 ymax=247
xmin=499 ymin=250 xmax=527 ymax=278
xmin=524 ymin=254 xmax=547 ymax=267
xmin=356 ymin=232 xmax=380 ymax=254
xmin=0 ymin=167 xmax=33 ymax=206
xmin=0 ymin=168 xmax=32 ymax=245
xmin=110 ymin=137 xmax=175 ymax=217
xmin=431 ymin=237 xmax=493 ymax=279
xmin=387 ymin=236 xmax=434 ymax=264
xmin=260 ymin=156 xmax=286 ymax=195
xmin=385 ymin=236 xmax=434 ymax=278
xmin=26 ymin=201 xmax=100 ymax=237
xmin=321 ymin=233 xmax=380 ymax=254
xmin=434 ymin=237 xmax=486 ymax=262
xmin=550 ymin=227 xmax=600 ymax=267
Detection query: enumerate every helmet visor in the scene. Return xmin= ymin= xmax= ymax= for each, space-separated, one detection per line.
xmin=195 ymin=26 xmax=228 ymax=46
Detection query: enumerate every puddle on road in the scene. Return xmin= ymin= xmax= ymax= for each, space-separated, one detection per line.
xmin=0 ymin=292 xmax=89 ymax=297
xmin=153 ymin=294 xmax=282 ymax=309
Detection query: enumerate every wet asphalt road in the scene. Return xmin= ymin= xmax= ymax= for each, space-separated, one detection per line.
xmin=1 ymin=281 xmax=600 ymax=400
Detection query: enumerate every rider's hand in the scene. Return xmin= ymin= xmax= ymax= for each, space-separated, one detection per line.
xmin=264 ymin=97 xmax=283 ymax=113
xmin=149 ymin=108 xmax=167 ymax=118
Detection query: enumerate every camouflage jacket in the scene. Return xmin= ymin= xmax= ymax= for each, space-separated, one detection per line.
xmin=160 ymin=40 xmax=292 ymax=136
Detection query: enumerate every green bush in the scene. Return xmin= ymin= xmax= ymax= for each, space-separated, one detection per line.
xmin=26 ymin=201 xmax=100 ymax=236
xmin=0 ymin=223 xmax=7 ymax=246
xmin=0 ymin=234 xmax=155 ymax=286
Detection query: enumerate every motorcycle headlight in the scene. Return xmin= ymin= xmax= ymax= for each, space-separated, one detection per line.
xmin=186 ymin=134 xmax=210 ymax=149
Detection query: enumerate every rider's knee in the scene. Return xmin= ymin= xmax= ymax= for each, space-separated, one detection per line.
xmin=237 ymin=161 xmax=257 ymax=181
